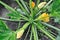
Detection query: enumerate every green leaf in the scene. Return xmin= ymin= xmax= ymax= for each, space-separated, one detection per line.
xmin=52 ymin=0 xmax=60 ymax=12
xmin=0 ymin=31 xmax=16 ymax=40
xmin=0 ymin=20 xmax=9 ymax=31
xmin=0 ymin=20 xmax=16 ymax=40
xmin=8 ymin=32 xmax=16 ymax=40
xmin=50 ymin=0 xmax=60 ymax=17
xmin=7 ymin=12 xmax=20 ymax=20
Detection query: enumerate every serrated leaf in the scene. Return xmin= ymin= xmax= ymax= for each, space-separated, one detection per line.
xmin=7 ymin=12 xmax=20 ymax=20
xmin=0 ymin=20 xmax=17 ymax=40
xmin=51 ymin=0 xmax=60 ymax=15
xmin=52 ymin=0 xmax=60 ymax=11
xmin=0 ymin=31 xmax=16 ymax=40
xmin=50 ymin=0 xmax=60 ymax=24
xmin=0 ymin=20 xmax=9 ymax=31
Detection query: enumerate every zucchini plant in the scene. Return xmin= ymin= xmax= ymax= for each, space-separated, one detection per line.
xmin=0 ymin=0 xmax=60 ymax=40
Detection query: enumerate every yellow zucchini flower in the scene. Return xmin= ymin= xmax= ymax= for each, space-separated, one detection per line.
xmin=31 ymin=1 xmax=35 ymax=8
xmin=17 ymin=29 xmax=24 ymax=39
xmin=38 ymin=2 xmax=46 ymax=9
xmin=36 ymin=13 xmax=50 ymax=22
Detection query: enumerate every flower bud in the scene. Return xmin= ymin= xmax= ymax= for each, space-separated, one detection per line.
xmin=17 ymin=29 xmax=24 ymax=39
xmin=31 ymin=1 xmax=35 ymax=8
xmin=38 ymin=2 xmax=46 ymax=9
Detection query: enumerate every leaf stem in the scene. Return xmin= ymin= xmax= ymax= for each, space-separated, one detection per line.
xmin=24 ymin=26 xmax=30 ymax=40
xmin=0 ymin=17 xmax=25 ymax=22
xmin=29 ymin=29 xmax=32 ymax=40
xmin=16 ymin=0 xmax=30 ymax=17
xmin=16 ymin=22 xmax=30 ymax=33
xmin=20 ymin=0 xmax=30 ymax=13
xmin=17 ymin=22 xmax=21 ymax=29
xmin=34 ymin=22 xmax=55 ymax=40
xmin=44 ymin=0 xmax=53 ymax=8
xmin=32 ymin=24 xmax=38 ymax=40
xmin=36 ymin=0 xmax=40 ymax=6
xmin=29 ymin=0 xmax=33 ymax=18
xmin=41 ymin=22 xmax=60 ymax=31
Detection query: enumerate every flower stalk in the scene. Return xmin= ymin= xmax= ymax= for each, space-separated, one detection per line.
xmin=16 ymin=22 xmax=30 ymax=39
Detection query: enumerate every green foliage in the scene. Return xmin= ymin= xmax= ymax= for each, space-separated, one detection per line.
xmin=52 ymin=0 xmax=60 ymax=12
xmin=0 ymin=20 xmax=8 ymax=31
xmin=0 ymin=0 xmax=60 ymax=40
xmin=0 ymin=20 xmax=16 ymax=40
xmin=50 ymin=0 xmax=60 ymax=39
xmin=7 ymin=12 xmax=20 ymax=20
xmin=0 ymin=31 xmax=16 ymax=40
xmin=50 ymin=0 xmax=60 ymax=24
xmin=48 ymin=0 xmax=60 ymax=16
